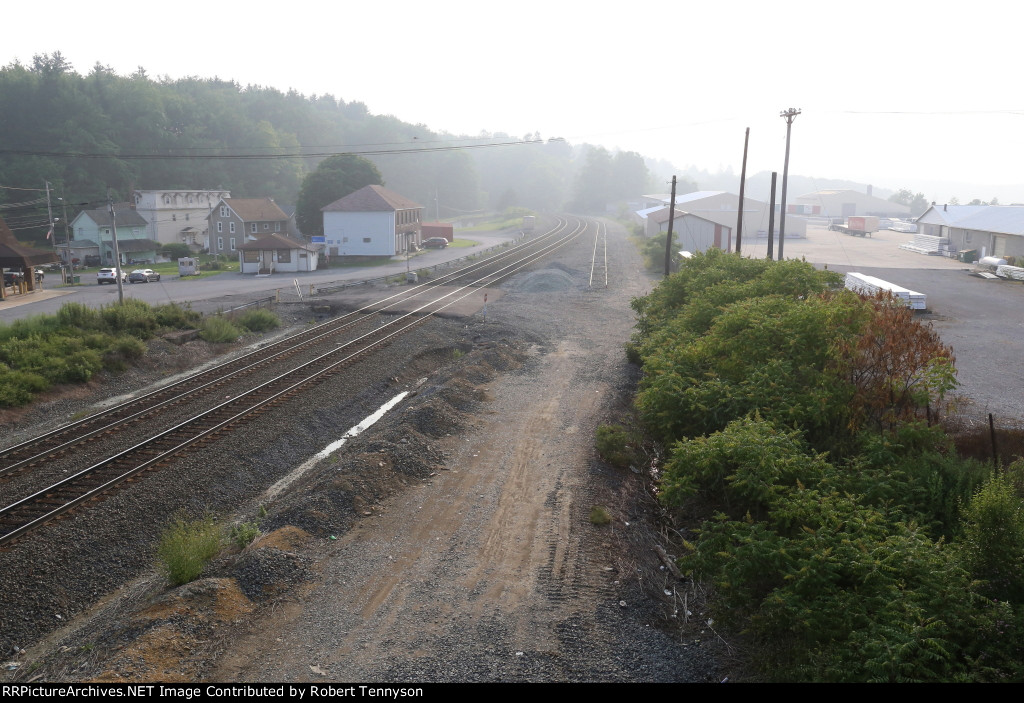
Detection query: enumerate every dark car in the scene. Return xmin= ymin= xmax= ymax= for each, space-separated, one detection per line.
xmin=128 ymin=268 xmax=161 ymax=283
xmin=423 ymin=237 xmax=449 ymax=249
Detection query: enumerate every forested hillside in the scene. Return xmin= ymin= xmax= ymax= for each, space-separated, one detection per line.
xmin=0 ymin=53 xmax=653 ymax=243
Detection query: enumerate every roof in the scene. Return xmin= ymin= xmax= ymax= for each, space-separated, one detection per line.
xmin=0 ymin=216 xmax=60 ymax=267
xmin=236 ymin=233 xmax=317 ymax=252
xmin=647 ymin=207 xmax=719 ymax=227
xmin=918 ymin=204 xmax=1024 ymax=236
xmin=643 ymin=191 xmax=727 ymax=206
xmin=220 ymin=198 xmax=289 ymax=222
xmin=75 ymin=208 xmax=150 ymax=228
xmin=68 ymin=239 xmax=100 ymax=248
xmin=322 ymin=185 xmax=423 ymax=213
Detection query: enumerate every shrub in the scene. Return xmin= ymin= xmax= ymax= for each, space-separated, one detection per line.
xmin=595 ymin=424 xmax=639 ymax=468
xmin=56 ymin=302 xmax=103 ymax=331
xmin=200 ymin=316 xmax=242 ymax=343
xmin=153 ymin=303 xmax=201 ymax=329
xmin=160 ymin=243 xmax=192 ymax=261
xmin=101 ymin=298 xmax=157 ymax=338
xmin=589 ymin=506 xmax=612 ymax=525
xmin=235 ymin=308 xmax=280 ymax=333
xmin=0 ymin=369 xmax=49 ymax=407
xmin=229 ymin=521 xmax=261 ymax=549
xmin=958 ymin=468 xmax=1024 ymax=602
xmin=156 ymin=513 xmax=223 ymax=586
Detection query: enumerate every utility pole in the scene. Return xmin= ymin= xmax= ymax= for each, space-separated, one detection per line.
xmin=45 ymin=180 xmax=56 ymax=255
xmin=778 ymin=108 xmax=800 ymax=260
xmin=108 ymin=193 xmax=125 ymax=304
xmin=60 ymin=189 xmax=72 ymax=282
xmin=736 ymin=127 xmax=749 ymax=255
xmin=766 ymin=171 xmax=777 ymax=260
xmin=664 ymin=176 xmax=677 ymax=278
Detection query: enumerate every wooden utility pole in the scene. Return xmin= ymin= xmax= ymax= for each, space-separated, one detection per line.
xmin=736 ymin=127 xmax=749 ymax=254
xmin=664 ymin=176 xmax=677 ymax=277
xmin=767 ymin=171 xmax=777 ymax=260
xmin=778 ymin=108 xmax=800 ymax=260
xmin=108 ymin=194 xmax=125 ymax=304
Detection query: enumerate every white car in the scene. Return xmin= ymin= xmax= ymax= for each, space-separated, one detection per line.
xmin=97 ymin=267 xmax=127 ymax=284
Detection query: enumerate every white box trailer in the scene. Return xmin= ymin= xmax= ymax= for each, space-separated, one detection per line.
xmin=178 ymin=257 xmax=199 ymax=276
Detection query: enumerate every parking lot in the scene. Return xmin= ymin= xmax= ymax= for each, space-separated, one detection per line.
xmin=746 ymin=223 xmax=1024 ymax=424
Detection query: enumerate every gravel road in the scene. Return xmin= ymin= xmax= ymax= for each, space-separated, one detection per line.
xmin=2 ymin=219 xmax=727 ymax=684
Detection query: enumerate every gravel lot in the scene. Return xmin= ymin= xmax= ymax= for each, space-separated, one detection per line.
xmin=2 ymin=219 xmax=727 ymax=684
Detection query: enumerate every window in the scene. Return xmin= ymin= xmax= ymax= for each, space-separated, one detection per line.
xmin=363 ymin=237 xmax=371 ymax=243
xmin=342 ymin=237 xmax=348 ymax=243
xmin=172 ymin=214 xmax=177 ymax=221
xmin=220 ymin=206 xmax=228 ymax=217
xmin=243 ymin=250 xmax=260 ymax=263
xmin=229 ymin=222 xmax=236 ymax=234
xmin=164 ymin=196 xmax=171 ymax=204
xmin=217 ymin=222 xmax=223 ymax=233
xmin=277 ymin=249 xmax=291 ymax=263
xmin=217 ymin=237 xmax=223 ymax=251
xmin=188 ymin=196 xmax=193 ymax=204
xmin=185 ymin=213 xmax=189 ymax=221
xmin=251 ymin=223 xmax=257 ymax=234
xmin=230 ymin=237 xmax=236 ymax=251
xmin=263 ymin=223 xmax=269 ymax=231
xmin=275 ymin=222 xmax=281 ymax=232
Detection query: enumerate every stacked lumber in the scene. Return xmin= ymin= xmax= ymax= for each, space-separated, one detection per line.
xmin=898 ymin=233 xmax=956 ymax=257
xmin=844 ymin=272 xmax=927 ymax=310
xmin=996 ymin=265 xmax=1024 ymax=281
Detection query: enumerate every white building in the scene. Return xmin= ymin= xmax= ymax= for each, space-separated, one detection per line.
xmin=237 ymin=233 xmax=319 ymax=275
xmin=917 ymin=204 xmax=1024 ymax=260
xmin=133 ymin=189 xmax=231 ymax=249
xmin=638 ymin=190 xmax=804 ymax=239
xmin=644 ymin=207 xmax=732 ymax=252
xmin=321 ymin=185 xmax=424 ymax=257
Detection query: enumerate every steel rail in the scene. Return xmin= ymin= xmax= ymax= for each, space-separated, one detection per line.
xmin=0 ymin=217 xmax=591 ymax=546
xmin=0 ymin=219 xmax=573 ymax=475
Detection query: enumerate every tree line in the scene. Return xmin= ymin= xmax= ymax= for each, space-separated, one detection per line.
xmin=0 ymin=53 xmax=653 ymax=244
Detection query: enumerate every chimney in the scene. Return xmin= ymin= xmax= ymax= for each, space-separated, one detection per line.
xmin=867 ymin=184 xmax=873 ymax=197
xmin=944 ymin=203 xmax=947 ymax=211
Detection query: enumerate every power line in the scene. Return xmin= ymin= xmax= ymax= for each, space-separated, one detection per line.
xmin=0 ymin=138 xmax=544 ymax=161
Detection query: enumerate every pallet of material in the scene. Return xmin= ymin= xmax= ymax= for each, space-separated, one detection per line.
xmin=898 ymin=233 xmax=956 ymax=257
xmin=844 ymin=272 xmax=927 ymax=309
xmin=996 ymin=265 xmax=1024 ymax=281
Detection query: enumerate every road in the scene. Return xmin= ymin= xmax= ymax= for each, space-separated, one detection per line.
xmin=0 ymin=232 xmax=518 ymax=321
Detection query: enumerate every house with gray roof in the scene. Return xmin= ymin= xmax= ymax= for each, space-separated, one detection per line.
xmin=321 ymin=185 xmax=424 ymax=257
xmin=207 ymin=198 xmax=290 ymax=257
xmin=637 ymin=190 xmax=804 ymax=240
xmin=69 ymin=207 xmax=161 ymax=265
xmin=917 ymin=204 xmax=1024 ymax=260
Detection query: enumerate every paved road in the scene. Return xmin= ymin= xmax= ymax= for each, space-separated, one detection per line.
xmin=0 ymin=232 xmax=518 ymax=321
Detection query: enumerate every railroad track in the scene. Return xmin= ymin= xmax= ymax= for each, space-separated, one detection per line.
xmin=589 ymin=219 xmax=608 ymax=288
xmin=0 ymin=216 xmax=577 ymax=479
xmin=0 ymin=216 xmax=592 ymax=547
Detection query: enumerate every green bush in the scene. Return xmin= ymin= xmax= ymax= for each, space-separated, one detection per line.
xmin=958 ymin=467 xmax=1024 ymax=602
xmin=235 ymin=308 xmax=280 ymax=333
xmin=160 ymin=243 xmax=192 ymax=261
xmin=595 ymin=424 xmax=639 ymax=468
xmin=101 ymin=298 xmax=157 ymax=338
xmin=153 ymin=303 xmax=201 ymax=329
xmin=156 ymin=513 xmax=223 ymax=586
xmin=589 ymin=506 xmax=612 ymax=525
xmin=229 ymin=521 xmax=261 ymax=549
xmin=0 ymin=369 xmax=49 ymax=407
xmin=200 ymin=316 xmax=242 ymax=343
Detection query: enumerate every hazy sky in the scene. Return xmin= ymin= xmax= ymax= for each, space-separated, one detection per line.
xmin=7 ymin=0 xmax=1022 ymax=201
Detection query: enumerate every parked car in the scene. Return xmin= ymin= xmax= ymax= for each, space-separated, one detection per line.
xmin=3 ymin=270 xmax=23 ymax=286
xmin=97 ymin=267 xmax=127 ymax=284
xmin=423 ymin=237 xmax=449 ymax=249
xmin=128 ymin=268 xmax=161 ymax=283
xmin=84 ymin=255 xmax=102 ymax=267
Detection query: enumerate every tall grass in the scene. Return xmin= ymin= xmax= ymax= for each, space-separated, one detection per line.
xmin=156 ymin=513 xmax=223 ymax=586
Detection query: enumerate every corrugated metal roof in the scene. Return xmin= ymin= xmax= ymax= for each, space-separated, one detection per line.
xmin=236 ymin=232 xmax=316 ymax=251
xmin=918 ymin=205 xmax=1024 ymax=235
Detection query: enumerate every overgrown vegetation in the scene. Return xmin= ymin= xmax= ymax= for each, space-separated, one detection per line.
xmin=156 ymin=513 xmax=223 ymax=587
xmin=199 ymin=316 xmax=243 ymax=343
xmin=628 ymin=250 xmax=1024 ymax=682
xmin=0 ymin=300 xmax=200 ymax=407
xmin=235 ymin=308 xmax=280 ymax=333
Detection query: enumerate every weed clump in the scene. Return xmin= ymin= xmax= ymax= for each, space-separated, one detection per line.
xmin=157 ymin=513 xmax=222 ymax=586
